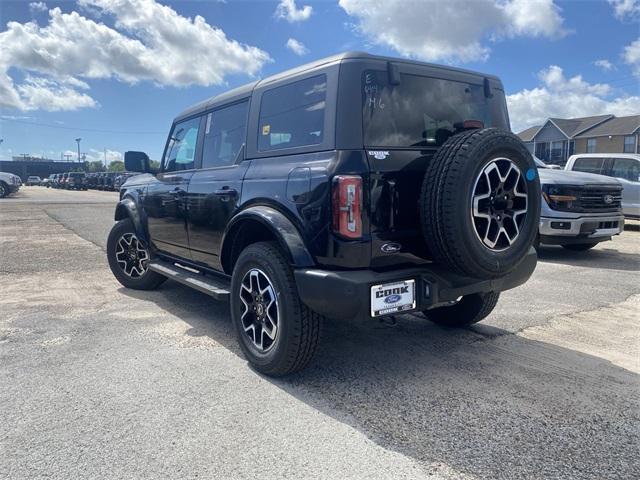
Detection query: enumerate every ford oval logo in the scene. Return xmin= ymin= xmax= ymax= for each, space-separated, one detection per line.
xmin=381 ymin=242 xmax=402 ymax=253
xmin=385 ymin=294 xmax=402 ymax=304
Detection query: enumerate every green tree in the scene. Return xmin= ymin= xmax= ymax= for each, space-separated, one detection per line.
xmin=108 ymin=160 xmax=125 ymax=172
xmin=87 ymin=161 xmax=106 ymax=172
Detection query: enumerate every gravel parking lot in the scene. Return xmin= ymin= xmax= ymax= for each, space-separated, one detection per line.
xmin=1 ymin=186 xmax=639 ymax=479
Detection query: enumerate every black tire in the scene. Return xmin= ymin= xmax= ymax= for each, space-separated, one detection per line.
xmin=230 ymin=242 xmax=322 ymax=376
xmin=107 ymin=219 xmax=166 ymax=290
xmin=424 ymin=292 xmax=500 ymax=327
xmin=420 ymin=128 xmax=541 ymax=279
xmin=562 ymin=242 xmax=599 ymax=252
xmin=0 ymin=182 xmax=8 ymax=198
xmin=533 ymin=233 xmax=541 ymax=252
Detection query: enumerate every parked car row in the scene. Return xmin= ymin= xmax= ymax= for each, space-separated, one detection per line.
xmin=42 ymin=172 xmax=88 ymax=190
xmin=39 ymin=172 xmax=137 ymax=191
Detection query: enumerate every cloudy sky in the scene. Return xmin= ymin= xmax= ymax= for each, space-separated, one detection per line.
xmin=0 ymin=0 xmax=638 ymax=163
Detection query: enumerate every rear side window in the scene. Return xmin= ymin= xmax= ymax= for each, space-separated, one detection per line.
xmin=163 ymin=117 xmax=200 ymax=172
xmin=258 ymin=75 xmax=326 ymax=151
xmin=202 ymin=101 xmax=248 ymax=168
xmin=362 ymin=70 xmax=509 ymax=148
xmin=573 ymin=157 xmax=604 ymax=174
xmin=611 ymin=158 xmax=640 ymax=182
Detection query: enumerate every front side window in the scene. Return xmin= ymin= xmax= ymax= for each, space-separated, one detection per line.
xmin=586 ymin=138 xmax=597 ymax=153
xmin=611 ymin=158 xmax=640 ymax=182
xmin=163 ymin=117 xmax=201 ymax=172
xmin=573 ymin=157 xmax=604 ymax=174
xmin=624 ymin=135 xmax=636 ymax=153
xmin=362 ymin=70 xmax=509 ymax=148
xmin=202 ymin=101 xmax=248 ymax=169
xmin=258 ymin=75 xmax=326 ymax=151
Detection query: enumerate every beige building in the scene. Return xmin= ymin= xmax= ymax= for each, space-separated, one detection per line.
xmin=518 ymin=114 xmax=639 ymax=165
xmin=573 ymin=115 xmax=640 ymax=155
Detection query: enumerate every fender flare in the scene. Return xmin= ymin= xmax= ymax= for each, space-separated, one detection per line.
xmin=114 ymin=194 xmax=148 ymax=245
xmin=221 ymin=205 xmax=315 ymax=272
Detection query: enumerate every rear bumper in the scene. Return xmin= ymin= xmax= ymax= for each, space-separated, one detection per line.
xmin=539 ymin=213 xmax=624 ymax=244
xmin=294 ymin=248 xmax=537 ymax=321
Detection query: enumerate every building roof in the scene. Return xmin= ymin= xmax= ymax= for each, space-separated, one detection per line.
xmin=517 ymin=125 xmax=541 ymax=142
xmin=548 ymin=114 xmax=613 ymax=138
xmin=574 ymin=115 xmax=640 ymax=138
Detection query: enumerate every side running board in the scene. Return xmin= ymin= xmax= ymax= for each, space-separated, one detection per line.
xmin=148 ymin=259 xmax=230 ymax=301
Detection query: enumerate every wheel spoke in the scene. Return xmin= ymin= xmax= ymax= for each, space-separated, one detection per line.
xmin=471 ymin=157 xmax=528 ymax=251
xmin=238 ymin=268 xmax=279 ymax=352
xmin=114 ymin=233 xmax=149 ymax=279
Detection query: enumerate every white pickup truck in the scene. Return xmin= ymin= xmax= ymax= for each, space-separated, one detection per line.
xmin=0 ymin=171 xmax=22 ymax=198
xmin=536 ymin=158 xmax=624 ymax=251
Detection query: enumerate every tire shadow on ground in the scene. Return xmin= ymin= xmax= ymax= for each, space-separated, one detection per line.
xmin=120 ymin=283 xmax=639 ymax=480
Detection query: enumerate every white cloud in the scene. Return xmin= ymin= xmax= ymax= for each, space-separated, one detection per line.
xmin=507 ymin=65 xmax=640 ymax=132
xmin=275 ymin=0 xmax=312 ymax=23
xmin=623 ymin=38 xmax=640 ymax=75
xmin=338 ymin=0 xmax=566 ymax=63
xmin=594 ymin=59 xmax=615 ymax=71
xmin=0 ymin=0 xmax=271 ymax=112
xmin=501 ymin=0 xmax=566 ymax=38
xmin=286 ymin=38 xmax=309 ymax=56
xmin=56 ymin=148 xmax=122 ymax=164
xmin=608 ymin=0 xmax=640 ymax=21
xmin=29 ymin=2 xmax=48 ymax=13
xmin=16 ymin=76 xmax=98 ymax=111
xmin=85 ymin=148 xmax=123 ymax=165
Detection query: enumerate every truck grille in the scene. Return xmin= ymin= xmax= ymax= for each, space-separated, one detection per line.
xmin=568 ymin=185 xmax=622 ymax=213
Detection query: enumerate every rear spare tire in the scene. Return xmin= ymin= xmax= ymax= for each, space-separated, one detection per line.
xmin=420 ymin=128 xmax=540 ymax=279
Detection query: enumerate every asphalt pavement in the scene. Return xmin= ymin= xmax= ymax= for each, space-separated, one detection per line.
xmin=1 ymin=186 xmax=639 ymax=479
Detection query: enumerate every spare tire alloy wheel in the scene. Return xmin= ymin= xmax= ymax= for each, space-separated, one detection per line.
xmin=420 ymin=128 xmax=541 ymax=279
xmin=472 ymin=158 xmax=528 ymax=251
xmin=115 ymin=233 xmax=149 ymax=278
xmin=239 ymin=268 xmax=279 ymax=352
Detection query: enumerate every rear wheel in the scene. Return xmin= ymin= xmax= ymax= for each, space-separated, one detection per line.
xmin=107 ymin=219 xmax=166 ymax=290
xmin=0 ymin=182 xmax=8 ymax=198
xmin=562 ymin=242 xmax=599 ymax=251
xmin=230 ymin=242 xmax=322 ymax=376
xmin=423 ymin=292 xmax=500 ymax=327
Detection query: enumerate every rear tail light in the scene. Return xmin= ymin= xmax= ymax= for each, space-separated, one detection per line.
xmin=332 ymin=175 xmax=363 ymax=239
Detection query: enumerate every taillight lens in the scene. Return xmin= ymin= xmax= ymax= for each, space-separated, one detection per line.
xmin=332 ymin=175 xmax=363 ymax=239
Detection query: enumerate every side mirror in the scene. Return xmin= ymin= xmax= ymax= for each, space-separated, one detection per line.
xmin=124 ymin=151 xmax=153 ymax=173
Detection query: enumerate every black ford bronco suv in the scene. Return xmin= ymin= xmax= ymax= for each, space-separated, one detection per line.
xmin=107 ymin=52 xmax=540 ymax=376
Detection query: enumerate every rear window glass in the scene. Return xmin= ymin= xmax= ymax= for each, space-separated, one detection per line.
xmin=573 ymin=157 xmax=604 ymax=174
xmin=362 ymin=71 xmax=509 ymax=148
xmin=258 ymin=75 xmax=326 ymax=151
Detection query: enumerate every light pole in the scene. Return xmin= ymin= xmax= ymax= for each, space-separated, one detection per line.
xmin=75 ymin=138 xmax=82 ymax=163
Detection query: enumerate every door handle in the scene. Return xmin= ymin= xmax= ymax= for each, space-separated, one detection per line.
xmin=214 ymin=187 xmax=238 ymax=197
xmin=170 ymin=187 xmax=185 ymax=196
